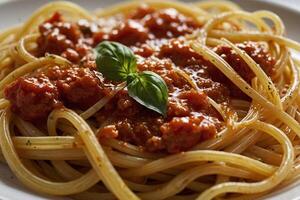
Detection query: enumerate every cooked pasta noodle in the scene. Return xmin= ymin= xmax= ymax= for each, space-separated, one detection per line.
xmin=0 ymin=1 xmax=300 ymax=200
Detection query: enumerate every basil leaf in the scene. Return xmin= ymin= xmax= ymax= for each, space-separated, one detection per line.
xmin=93 ymin=41 xmax=169 ymax=117
xmin=94 ymin=41 xmax=137 ymax=81
xmin=127 ymin=71 xmax=168 ymax=116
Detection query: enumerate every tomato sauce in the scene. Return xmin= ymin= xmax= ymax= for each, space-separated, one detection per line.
xmin=4 ymin=6 xmax=275 ymax=153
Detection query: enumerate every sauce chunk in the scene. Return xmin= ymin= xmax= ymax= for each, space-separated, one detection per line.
xmin=4 ymin=76 xmax=61 ymax=121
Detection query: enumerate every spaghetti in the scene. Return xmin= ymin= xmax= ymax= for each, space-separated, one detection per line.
xmin=0 ymin=1 xmax=299 ymax=200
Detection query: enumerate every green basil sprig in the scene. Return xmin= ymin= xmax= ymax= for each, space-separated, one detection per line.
xmin=94 ymin=41 xmax=168 ymax=116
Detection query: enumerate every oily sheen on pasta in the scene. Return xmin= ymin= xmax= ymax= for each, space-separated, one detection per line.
xmin=0 ymin=1 xmax=300 ymax=200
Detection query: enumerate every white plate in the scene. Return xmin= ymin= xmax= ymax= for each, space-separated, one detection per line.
xmin=0 ymin=0 xmax=300 ymax=199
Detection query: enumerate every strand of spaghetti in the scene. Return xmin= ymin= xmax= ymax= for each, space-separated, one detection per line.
xmin=47 ymin=108 xmax=139 ymax=200
xmin=12 ymin=136 xmax=81 ymax=150
xmin=8 ymin=44 xmax=23 ymax=66
xmin=0 ymin=67 xmax=13 ymax=81
xmin=18 ymin=149 xmax=86 ymax=160
xmin=0 ymin=98 xmax=9 ymax=109
xmin=281 ymin=58 xmax=300 ymax=109
xmin=209 ymin=30 xmax=300 ymax=51
xmin=268 ymin=41 xmax=279 ymax=59
xmin=0 ymin=43 xmax=17 ymax=52
xmin=208 ymin=38 xmax=226 ymax=47
xmin=103 ymin=148 xmax=149 ymax=168
xmin=139 ymin=164 xmax=264 ymax=200
xmin=0 ymin=109 xmax=112 ymax=195
xmin=57 ymin=121 xmax=78 ymax=136
xmin=257 ymin=110 xmax=297 ymax=146
xmin=119 ymin=149 xmax=274 ymax=178
xmin=253 ymin=10 xmax=284 ymax=35
xmin=8 ymin=142 xmax=216 ymax=193
xmin=21 ymin=159 xmax=50 ymax=180
xmin=12 ymin=134 xmax=159 ymax=161
xmin=16 ymin=34 xmax=39 ymax=63
xmin=127 ymin=181 xmax=163 ymax=192
xmin=16 ymin=1 xmax=95 ymax=39
xmin=14 ymin=116 xmax=46 ymax=136
xmin=80 ymin=82 xmax=126 ymax=119
xmin=52 ymin=161 xmax=163 ymax=193
xmin=0 ymin=57 xmax=13 ymax=72
xmin=225 ymin=131 xmax=261 ymax=153
xmin=212 ymin=11 xmax=284 ymax=35
xmin=273 ymin=46 xmax=289 ymax=79
xmin=52 ymin=160 xmax=85 ymax=180
xmin=247 ymin=145 xmax=282 ymax=165
xmin=48 ymin=164 xmax=99 ymax=193
xmin=14 ymin=143 xmax=150 ymax=168
xmin=259 ymin=108 xmax=299 ymax=147
xmin=0 ymin=25 xmax=20 ymax=44
xmin=191 ymin=42 xmax=300 ymax=135
xmin=37 ymin=160 xmax=63 ymax=181
xmin=194 ymin=126 xmax=244 ymax=150
xmin=196 ymin=120 xmax=294 ymax=200
xmin=198 ymin=11 xmax=273 ymax=44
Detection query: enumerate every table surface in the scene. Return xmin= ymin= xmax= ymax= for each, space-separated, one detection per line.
xmin=262 ymin=0 xmax=300 ymax=11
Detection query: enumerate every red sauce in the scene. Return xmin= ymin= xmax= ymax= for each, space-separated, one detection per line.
xmin=158 ymin=39 xmax=230 ymax=103
xmin=4 ymin=76 xmax=62 ymax=121
xmin=47 ymin=66 xmax=111 ymax=110
xmin=5 ymin=66 xmax=111 ymax=121
xmin=4 ymin=6 xmax=275 ymax=153
xmin=37 ymin=12 xmax=92 ymax=63
xmin=143 ymin=8 xmax=199 ymax=38
xmin=160 ymin=116 xmax=216 ymax=153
